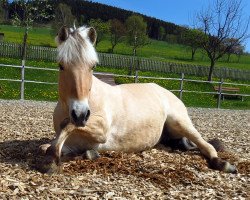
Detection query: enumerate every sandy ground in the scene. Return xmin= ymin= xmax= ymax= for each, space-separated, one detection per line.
xmin=0 ymin=100 xmax=249 ymax=199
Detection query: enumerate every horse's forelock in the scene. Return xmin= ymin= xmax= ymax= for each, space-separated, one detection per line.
xmin=56 ymin=26 xmax=99 ymax=67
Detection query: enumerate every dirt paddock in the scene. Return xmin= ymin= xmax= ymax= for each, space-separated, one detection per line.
xmin=0 ymin=100 xmax=249 ymax=199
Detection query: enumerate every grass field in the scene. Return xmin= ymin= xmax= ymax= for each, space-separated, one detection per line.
xmin=1 ymin=24 xmax=250 ymax=70
xmin=0 ymin=57 xmax=249 ymax=109
xmin=0 ymin=25 xmax=55 ymax=47
xmin=0 ymin=25 xmax=249 ymax=109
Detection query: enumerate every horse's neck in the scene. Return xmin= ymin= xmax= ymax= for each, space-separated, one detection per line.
xmin=90 ymin=75 xmax=113 ymax=102
xmin=92 ymin=75 xmax=112 ymax=90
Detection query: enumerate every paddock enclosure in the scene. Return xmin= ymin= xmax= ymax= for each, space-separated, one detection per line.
xmin=0 ymin=100 xmax=249 ymax=199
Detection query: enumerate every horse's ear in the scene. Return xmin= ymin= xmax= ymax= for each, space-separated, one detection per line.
xmin=58 ymin=26 xmax=69 ymax=43
xmin=88 ymin=27 xmax=97 ymax=45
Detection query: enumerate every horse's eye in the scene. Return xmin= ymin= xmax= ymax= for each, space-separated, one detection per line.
xmin=59 ymin=64 xmax=64 ymax=71
xmin=92 ymin=65 xmax=96 ymax=70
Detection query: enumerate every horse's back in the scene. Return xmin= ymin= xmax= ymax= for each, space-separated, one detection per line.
xmin=117 ymin=82 xmax=185 ymax=113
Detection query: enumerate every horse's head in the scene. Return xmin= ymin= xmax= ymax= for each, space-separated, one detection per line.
xmin=55 ymin=25 xmax=98 ymax=126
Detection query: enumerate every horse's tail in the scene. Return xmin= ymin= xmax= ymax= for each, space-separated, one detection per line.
xmin=208 ymin=138 xmax=226 ymax=152
xmin=183 ymin=137 xmax=227 ymax=152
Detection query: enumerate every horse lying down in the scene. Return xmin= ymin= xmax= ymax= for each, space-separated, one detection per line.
xmin=39 ymin=25 xmax=237 ymax=174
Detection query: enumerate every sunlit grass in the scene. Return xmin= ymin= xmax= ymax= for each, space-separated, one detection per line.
xmin=0 ymin=58 xmax=249 ymax=109
xmin=1 ymin=25 xmax=250 ymax=70
xmin=0 ymin=24 xmax=249 ymax=109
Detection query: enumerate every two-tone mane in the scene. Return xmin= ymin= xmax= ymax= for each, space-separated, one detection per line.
xmin=56 ymin=26 xmax=99 ymax=66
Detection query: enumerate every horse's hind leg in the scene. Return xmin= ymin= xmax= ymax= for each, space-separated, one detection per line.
xmin=161 ymin=136 xmax=197 ymax=151
xmin=165 ymin=113 xmax=237 ymax=173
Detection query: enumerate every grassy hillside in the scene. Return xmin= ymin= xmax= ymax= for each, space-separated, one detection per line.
xmin=0 ymin=25 xmax=54 ymax=47
xmin=0 ymin=25 xmax=249 ymax=109
xmin=1 ymin=25 xmax=250 ymax=70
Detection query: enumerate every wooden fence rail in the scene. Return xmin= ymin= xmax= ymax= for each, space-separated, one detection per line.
xmin=1 ymin=41 xmax=250 ymax=80
xmin=0 ymin=63 xmax=250 ymax=108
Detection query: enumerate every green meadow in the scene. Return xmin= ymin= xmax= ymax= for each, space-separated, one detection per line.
xmin=0 ymin=57 xmax=249 ymax=109
xmin=0 ymin=25 xmax=55 ymax=47
xmin=1 ymin=25 xmax=250 ymax=70
xmin=0 ymin=25 xmax=249 ymax=109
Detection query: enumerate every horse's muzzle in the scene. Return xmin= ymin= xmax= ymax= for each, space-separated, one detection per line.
xmin=71 ymin=109 xmax=90 ymax=126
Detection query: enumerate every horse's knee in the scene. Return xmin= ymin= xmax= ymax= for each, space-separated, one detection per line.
xmin=53 ymin=102 xmax=68 ymax=136
xmin=39 ymin=143 xmax=51 ymax=155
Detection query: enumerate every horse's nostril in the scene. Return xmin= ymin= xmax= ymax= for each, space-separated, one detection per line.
xmin=71 ymin=109 xmax=90 ymax=125
xmin=85 ymin=109 xmax=90 ymax=121
xmin=71 ymin=109 xmax=78 ymax=122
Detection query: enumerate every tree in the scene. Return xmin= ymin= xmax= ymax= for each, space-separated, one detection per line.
xmin=234 ymin=44 xmax=245 ymax=63
xmin=224 ymin=38 xmax=239 ymax=62
xmin=11 ymin=0 xmax=35 ymax=61
xmin=29 ymin=0 xmax=54 ymax=24
xmin=182 ymin=28 xmax=204 ymax=60
xmin=0 ymin=0 xmax=8 ymax=23
xmin=223 ymin=38 xmax=245 ymax=63
xmin=0 ymin=6 xmax=4 ymax=23
xmin=51 ymin=3 xmax=76 ymax=36
xmin=10 ymin=0 xmax=54 ymax=60
xmin=125 ymin=15 xmax=149 ymax=56
xmin=89 ymin=18 xmax=110 ymax=47
xmin=165 ymin=34 xmax=177 ymax=44
xmin=158 ymin=26 xmax=165 ymax=40
xmin=109 ymin=18 xmax=126 ymax=53
xmin=195 ymin=0 xmax=249 ymax=81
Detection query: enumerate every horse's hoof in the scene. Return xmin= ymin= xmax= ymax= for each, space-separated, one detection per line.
xmin=45 ymin=163 xmax=62 ymax=174
xmin=223 ymin=162 xmax=237 ymax=173
xmin=209 ymin=157 xmax=237 ymax=173
xmin=208 ymin=138 xmax=226 ymax=152
xmin=36 ymin=155 xmax=62 ymax=174
xmin=38 ymin=143 xmax=51 ymax=155
xmin=86 ymin=149 xmax=100 ymax=160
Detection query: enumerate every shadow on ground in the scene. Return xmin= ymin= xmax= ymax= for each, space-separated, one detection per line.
xmin=0 ymin=138 xmax=51 ymax=169
xmin=0 ymin=138 xmax=249 ymax=190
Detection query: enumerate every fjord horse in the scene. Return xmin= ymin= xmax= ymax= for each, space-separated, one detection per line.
xmin=41 ymin=25 xmax=236 ymax=173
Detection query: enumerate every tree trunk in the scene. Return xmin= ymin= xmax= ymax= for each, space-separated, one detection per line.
xmin=227 ymin=53 xmax=231 ymax=62
xmin=111 ymin=41 xmax=117 ymax=53
xmin=237 ymin=55 xmax=241 ymax=63
xmin=21 ymin=27 xmax=28 ymax=60
xmin=133 ymin=48 xmax=137 ymax=56
xmin=208 ymin=59 xmax=215 ymax=81
xmin=191 ymin=49 xmax=195 ymax=60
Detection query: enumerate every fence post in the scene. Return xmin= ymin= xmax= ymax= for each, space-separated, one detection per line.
xmin=20 ymin=60 xmax=25 ymax=100
xmin=128 ymin=57 xmax=133 ymax=75
xmin=135 ymin=70 xmax=139 ymax=83
xmin=217 ymin=78 xmax=223 ymax=109
xmin=179 ymin=73 xmax=184 ymax=100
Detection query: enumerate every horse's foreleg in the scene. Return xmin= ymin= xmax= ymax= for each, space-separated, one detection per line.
xmin=166 ymin=115 xmax=237 ymax=173
xmin=71 ymin=114 xmax=108 ymax=144
xmin=38 ymin=102 xmax=67 ymax=156
xmin=42 ymin=116 xmax=107 ymax=173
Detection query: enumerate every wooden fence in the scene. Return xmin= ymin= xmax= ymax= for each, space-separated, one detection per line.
xmin=0 ymin=63 xmax=250 ymax=108
xmin=1 ymin=41 xmax=250 ymax=80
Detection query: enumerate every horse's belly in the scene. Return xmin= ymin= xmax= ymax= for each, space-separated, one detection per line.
xmin=97 ymin=122 xmax=164 ymax=152
xmin=96 ymin=84 xmax=168 ymax=152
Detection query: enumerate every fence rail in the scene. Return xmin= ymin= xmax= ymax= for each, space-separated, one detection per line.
xmin=0 ymin=63 xmax=249 ymax=108
xmin=1 ymin=41 xmax=250 ymax=80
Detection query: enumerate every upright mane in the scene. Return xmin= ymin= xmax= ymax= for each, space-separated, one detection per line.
xmin=56 ymin=26 xmax=99 ymax=66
